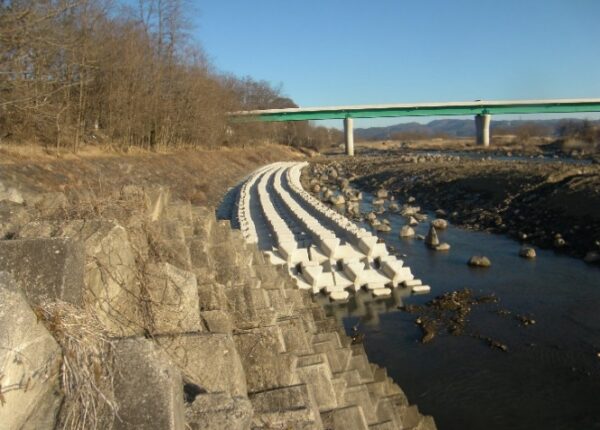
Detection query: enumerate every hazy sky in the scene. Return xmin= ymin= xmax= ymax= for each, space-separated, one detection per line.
xmin=193 ymin=0 xmax=600 ymax=128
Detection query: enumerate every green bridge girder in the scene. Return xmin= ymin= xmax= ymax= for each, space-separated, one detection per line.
xmin=232 ymin=98 xmax=600 ymax=122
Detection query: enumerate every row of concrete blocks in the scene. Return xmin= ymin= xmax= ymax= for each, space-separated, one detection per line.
xmin=238 ymin=164 xmax=276 ymax=244
xmin=236 ymin=162 xmax=430 ymax=301
xmin=284 ymin=164 xmax=431 ymax=296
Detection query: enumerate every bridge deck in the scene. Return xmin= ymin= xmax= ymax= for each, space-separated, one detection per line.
xmin=233 ymin=98 xmax=600 ymax=122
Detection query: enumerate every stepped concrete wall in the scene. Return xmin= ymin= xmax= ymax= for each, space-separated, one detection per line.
xmin=0 ymin=177 xmax=436 ymax=429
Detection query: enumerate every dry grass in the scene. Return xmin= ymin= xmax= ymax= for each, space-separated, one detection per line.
xmin=34 ymin=301 xmax=118 ymax=430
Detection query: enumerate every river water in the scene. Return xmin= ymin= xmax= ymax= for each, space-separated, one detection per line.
xmin=322 ymin=193 xmax=600 ymax=430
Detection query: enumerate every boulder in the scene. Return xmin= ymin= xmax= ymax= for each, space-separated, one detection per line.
xmin=431 ymin=218 xmax=448 ymax=230
xmin=112 ymin=338 xmax=185 ymax=430
xmin=435 ymin=243 xmax=451 ymax=251
xmin=399 ymin=225 xmax=415 ymax=238
xmin=401 ymin=206 xmax=420 ymax=217
xmin=0 ymin=272 xmax=63 ymax=430
xmin=330 ymin=194 xmax=345 ymax=205
xmin=425 ymin=226 xmax=439 ymax=248
xmin=375 ymin=223 xmax=392 ymax=233
xmin=376 ymin=189 xmax=388 ymax=199
xmin=519 ymin=246 xmax=537 ymax=259
xmin=407 ymin=216 xmax=419 ymax=226
xmin=468 ymin=255 xmax=492 ymax=267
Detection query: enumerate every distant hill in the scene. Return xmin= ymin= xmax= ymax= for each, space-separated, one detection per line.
xmin=355 ymin=118 xmax=600 ymax=141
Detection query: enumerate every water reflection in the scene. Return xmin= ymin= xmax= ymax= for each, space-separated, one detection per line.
xmin=316 ymin=287 xmax=413 ymax=326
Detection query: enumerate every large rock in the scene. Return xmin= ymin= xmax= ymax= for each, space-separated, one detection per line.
xmin=0 ymin=238 xmax=85 ymax=305
xmin=425 ymin=226 xmax=439 ymax=249
xmin=399 ymin=225 xmax=415 ymax=238
xmin=112 ymin=338 xmax=185 ymax=430
xmin=145 ymin=263 xmax=203 ymax=334
xmin=431 ymin=218 xmax=448 ymax=230
xmin=0 ymin=272 xmax=63 ymax=430
xmin=468 ymin=255 xmax=492 ymax=268
xmin=519 ymin=246 xmax=537 ymax=259
xmin=19 ymin=219 xmax=143 ymax=335
xmin=185 ymin=393 xmax=252 ymax=430
xmin=156 ymin=333 xmax=247 ymax=397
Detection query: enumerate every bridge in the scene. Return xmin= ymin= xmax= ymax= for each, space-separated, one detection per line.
xmin=233 ymin=98 xmax=600 ymax=155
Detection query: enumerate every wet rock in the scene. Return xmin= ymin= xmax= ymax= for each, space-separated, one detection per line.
xmin=401 ymin=206 xmax=420 ymax=216
xmin=435 ymin=209 xmax=447 ymax=217
xmin=407 ymin=196 xmax=416 ymax=203
xmin=425 ymin=226 xmax=439 ymax=249
xmin=584 ymin=251 xmax=600 ymax=264
xmin=435 ymin=242 xmax=451 ymax=251
xmin=330 ymin=195 xmax=345 ymax=205
xmin=519 ymin=246 xmax=537 ymax=259
xmin=338 ymin=177 xmax=350 ymax=190
xmin=407 ymin=216 xmax=419 ymax=226
xmin=323 ymin=189 xmax=333 ymax=200
xmin=399 ymin=225 xmax=415 ymax=238
xmin=415 ymin=234 xmax=425 ymax=240
xmin=388 ymin=202 xmax=399 ymax=212
xmin=468 ymin=255 xmax=491 ymax=267
xmin=554 ymin=235 xmax=566 ymax=248
xmin=375 ymin=223 xmax=392 ymax=232
xmin=431 ymin=218 xmax=448 ymax=230
xmin=490 ymin=340 xmax=508 ymax=352
xmin=376 ymin=188 xmax=388 ymax=199
xmin=311 ymin=184 xmax=321 ymax=193
xmin=516 ymin=315 xmax=536 ymax=326
xmin=366 ymin=212 xmax=377 ymax=222
xmin=414 ymin=213 xmax=428 ymax=222
xmin=372 ymin=198 xmax=385 ymax=206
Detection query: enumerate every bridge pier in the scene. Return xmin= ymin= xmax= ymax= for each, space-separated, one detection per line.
xmin=475 ymin=113 xmax=491 ymax=146
xmin=344 ymin=117 xmax=354 ymax=156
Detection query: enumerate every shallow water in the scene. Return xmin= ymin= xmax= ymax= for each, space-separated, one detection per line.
xmin=325 ymin=194 xmax=600 ymax=430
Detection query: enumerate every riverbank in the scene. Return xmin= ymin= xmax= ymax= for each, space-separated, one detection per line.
xmin=1 ymin=146 xmax=435 ymax=429
xmin=312 ymin=151 xmax=600 ymax=263
xmin=301 ymin=153 xmax=600 ymax=430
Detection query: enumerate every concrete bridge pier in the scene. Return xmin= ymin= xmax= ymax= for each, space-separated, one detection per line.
xmin=475 ymin=113 xmax=491 ymax=146
xmin=344 ymin=117 xmax=354 ymax=156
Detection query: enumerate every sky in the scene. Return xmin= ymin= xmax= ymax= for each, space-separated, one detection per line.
xmin=192 ymin=0 xmax=600 ymax=128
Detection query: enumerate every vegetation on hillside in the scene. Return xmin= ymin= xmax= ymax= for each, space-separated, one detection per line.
xmin=0 ymin=0 xmax=341 ymax=152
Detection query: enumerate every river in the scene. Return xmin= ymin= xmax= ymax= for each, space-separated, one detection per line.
xmin=321 ymin=192 xmax=600 ymax=430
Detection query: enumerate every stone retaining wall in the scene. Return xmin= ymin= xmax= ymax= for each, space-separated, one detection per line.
xmin=0 ymin=184 xmax=436 ymax=429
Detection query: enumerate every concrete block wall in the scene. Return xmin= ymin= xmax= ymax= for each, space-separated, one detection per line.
xmin=0 ymin=183 xmax=436 ymax=430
